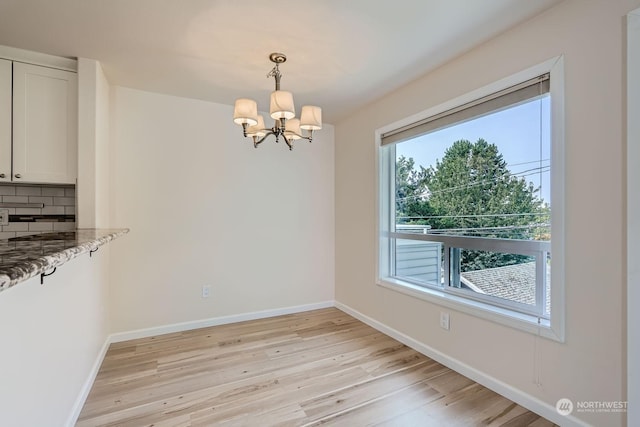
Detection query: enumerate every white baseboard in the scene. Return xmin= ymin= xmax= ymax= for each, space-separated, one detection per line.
xmin=109 ymin=300 xmax=335 ymax=343
xmin=334 ymin=301 xmax=589 ymax=427
xmin=65 ymin=336 xmax=112 ymax=427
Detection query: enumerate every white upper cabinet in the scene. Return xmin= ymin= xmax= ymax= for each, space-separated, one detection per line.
xmin=12 ymin=62 xmax=77 ymax=184
xmin=0 ymin=59 xmax=10 ymax=183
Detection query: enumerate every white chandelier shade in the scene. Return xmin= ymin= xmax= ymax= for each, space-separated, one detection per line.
xmin=246 ymin=115 xmax=266 ymax=138
xmin=285 ymin=118 xmax=302 ymax=140
xmin=270 ymin=91 xmax=295 ymax=120
xmin=232 ymin=98 xmax=258 ymax=126
xmin=300 ymin=105 xmax=322 ymax=130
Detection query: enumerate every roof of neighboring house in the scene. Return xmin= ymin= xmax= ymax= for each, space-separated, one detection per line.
xmin=461 ymin=262 xmax=550 ymax=313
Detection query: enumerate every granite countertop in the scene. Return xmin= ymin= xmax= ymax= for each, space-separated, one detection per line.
xmin=0 ymin=228 xmax=129 ymax=293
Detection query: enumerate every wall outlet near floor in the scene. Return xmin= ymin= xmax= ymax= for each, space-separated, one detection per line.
xmin=0 ymin=208 xmax=9 ymax=226
xmin=201 ymin=285 xmax=211 ymax=298
xmin=440 ymin=312 xmax=450 ymax=330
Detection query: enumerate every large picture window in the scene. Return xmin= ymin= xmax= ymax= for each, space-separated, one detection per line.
xmin=378 ymin=59 xmax=564 ymax=338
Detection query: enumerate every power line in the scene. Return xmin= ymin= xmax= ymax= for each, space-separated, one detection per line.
xmin=396 ymin=165 xmax=550 ymax=201
xmin=507 ymin=158 xmax=550 ymax=167
xmin=426 ymin=165 xmax=550 ymax=193
xmin=397 ymin=213 xmax=548 ymax=220
xmin=426 ymin=224 xmax=550 ymax=233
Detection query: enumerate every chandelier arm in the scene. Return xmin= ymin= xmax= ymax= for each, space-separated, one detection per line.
xmin=282 ymin=134 xmax=293 ymax=151
xmin=284 ymin=131 xmax=312 ymax=142
xmin=294 ymin=129 xmax=315 ymax=142
xmin=249 ymin=129 xmax=311 ymax=150
xmin=252 ymin=131 xmax=277 ymax=148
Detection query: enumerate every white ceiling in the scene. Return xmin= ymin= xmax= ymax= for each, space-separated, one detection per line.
xmin=0 ymin=0 xmax=561 ymax=124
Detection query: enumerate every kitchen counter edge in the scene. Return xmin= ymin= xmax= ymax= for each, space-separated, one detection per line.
xmin=0 ymin=228 xmax=129 ymax=292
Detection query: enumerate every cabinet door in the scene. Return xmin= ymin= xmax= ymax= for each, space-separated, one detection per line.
xmin=12 ymin=62 xmax=77 ymax=184
xmin=0 ymin=59 xmax=10 ymax=183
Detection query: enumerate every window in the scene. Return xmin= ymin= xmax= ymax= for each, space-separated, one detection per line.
xmin=377 ymin=58 xmax=564 ymax=340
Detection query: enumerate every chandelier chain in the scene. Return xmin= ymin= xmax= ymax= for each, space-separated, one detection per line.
xmin=267 ymin=64 xmax=282 ymax=91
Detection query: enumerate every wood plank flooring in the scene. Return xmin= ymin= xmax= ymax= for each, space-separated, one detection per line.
xmin=77 ymin=308 xmax=556 ymax=426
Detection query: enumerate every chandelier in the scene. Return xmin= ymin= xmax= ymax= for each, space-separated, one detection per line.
xmin=233 ymin=53 xmax=322 ymax=150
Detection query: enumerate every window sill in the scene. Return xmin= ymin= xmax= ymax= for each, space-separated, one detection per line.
xmin=377 ymin=277 xmax=563 ymax=342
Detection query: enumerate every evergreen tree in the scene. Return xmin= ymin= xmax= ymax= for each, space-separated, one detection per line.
xmin=395 ymin=155 xmax=432 ymax=224
xmin=397 ymin=139 xmax=549 ymax=270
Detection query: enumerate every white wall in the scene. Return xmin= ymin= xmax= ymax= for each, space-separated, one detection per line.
xmin=95 ymin=62 xmax=110 ymax=228
xmin=108 ymin=87 xmax=335 ymax=333
xmin=77 ymin=58 xmax=97 ymax=228
xmin=0 ymin=249 xmax=111 ymax=427
xmin=335 ymin=0 xmax=638 ymax=425
xmin=77 ymin=58 xmax=110 ymax=228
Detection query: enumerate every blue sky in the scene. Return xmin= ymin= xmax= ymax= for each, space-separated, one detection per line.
xmin=396 ymin=96 xmax=551 ymax=204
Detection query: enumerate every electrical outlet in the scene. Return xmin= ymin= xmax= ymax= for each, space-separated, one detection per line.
xmin=201 ymin=285 xmax=211 ymax=298
xmin=0 ymin=209 xmax=9 ymax=226
xmin=440 ymin=312 xmax=450 ymax=330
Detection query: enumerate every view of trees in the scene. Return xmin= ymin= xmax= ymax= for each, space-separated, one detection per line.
xmin=396 ymin=138 xmax=550 ymax=271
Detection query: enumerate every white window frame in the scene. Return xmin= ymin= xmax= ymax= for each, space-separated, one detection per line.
xmin=627 ymin=8 xmax=640 ymax=425
xmin=375 ymin=56 xmax=565 ymax=342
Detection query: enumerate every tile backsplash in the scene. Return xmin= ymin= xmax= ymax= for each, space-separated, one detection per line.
xmin=0 ymin=183 xmax=75 ymax=239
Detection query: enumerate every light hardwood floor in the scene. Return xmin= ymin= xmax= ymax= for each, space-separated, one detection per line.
xmin=77 ymin=308 xmax=556 ymax=426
